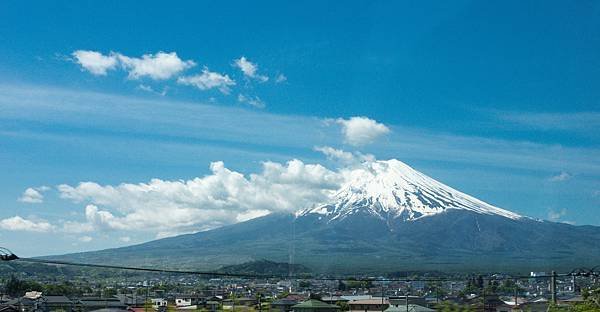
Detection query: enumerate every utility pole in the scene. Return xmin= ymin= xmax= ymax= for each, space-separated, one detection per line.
xmin=482 ymin=287 xmax=485 ymax=312
xmin=405 ymin=288 xmax=409 ymax=312
xmin=551 ymin=271 xmax=557 ymax=305
xmin=145 ymin=281 xmax=149 ymax=312
xmin=381 ymin=285 xmax=384 ymax=312
xmin=513 ymin=280 xmax=518 ymax=309
xmin=258 ymin=293 xmax=262 ymax=312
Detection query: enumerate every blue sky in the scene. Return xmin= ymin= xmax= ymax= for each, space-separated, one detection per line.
xmin=0 ymin=1 xmax=599 ymax=256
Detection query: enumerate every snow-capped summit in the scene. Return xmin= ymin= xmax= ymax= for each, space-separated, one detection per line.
xmin=299 ymin=159 xmax=522 ymax=222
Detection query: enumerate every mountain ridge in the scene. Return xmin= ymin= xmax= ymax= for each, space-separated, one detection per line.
xmin=44 ymin=159 xmax=600 ymax=273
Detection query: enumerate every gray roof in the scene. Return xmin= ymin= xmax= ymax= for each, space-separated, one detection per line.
xmin=292 ymin=299 xmax=340 ymax=309
xmin=385 ymin=305 xmax=434 ymax=312
xmin=44 ymin=296 xmax=73 ymax=304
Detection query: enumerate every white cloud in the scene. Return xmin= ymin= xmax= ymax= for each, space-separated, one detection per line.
xmin=178 ymin=68 xmax=236 ymax=94
xmin=314 ymin=146 xmax=356 ymax=163
xmin=547 ymin=208 xmax=566 ymax=221
xmin=119 ymin=236 xmax=131 ymax=243
xmin=18 ymin=187 xmax=49 ymax=204
xmin=549 ymin=171 xmax=572 ymax=182
xmin=275 ymin=74 xmax=287 ymax=83
xmin=61 ymin=220 xmax=94 ymax=233
xmin=335 ymin=116 xmax=390 ymax=146
xmin=57 ymin=159 xmax=343 ymax=235
xmin=237 ymin=94 xmax=265 ymax=108
xmin=72 ymin=50 xmax=194 ymax=80
xmin=233 ymin=56 xmax=268 ymax=82
xmin=547 ymin=208 xmax=574 ymax=224
xmin=314 ymin=146 xmax=376 ymax=167
xmin=236 ymin=209 xmax=271 ymax=222
xmin=137 ymin=84 xmax=167 ymax=96
xmin=78 ymin=235 xmax=93 ymax=243
xmin=0 ymin=216 xmax=54 ymax=232
xmin=72 ymin=50 xmax=118 ymax=76
xmin=117 ymin=52 xmax=195 ymax=80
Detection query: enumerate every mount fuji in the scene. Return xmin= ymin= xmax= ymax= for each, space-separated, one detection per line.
xmin=48 ymin=159 xmax=600 ymax=273
xmin=298 ymin=159 xmax=521 ymax=223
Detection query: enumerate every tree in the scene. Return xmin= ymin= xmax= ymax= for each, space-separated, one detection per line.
xmin=336 ymin=301 xmax=349 ymax=311
xmin=298 ymin=280 xmax=311 ymax=288
xmin=4 ymin=275 xmax=43 ymax=297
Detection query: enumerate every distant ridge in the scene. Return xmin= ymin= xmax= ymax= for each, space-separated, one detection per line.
xmin=217 ymin=260 xmax=311 ymax=276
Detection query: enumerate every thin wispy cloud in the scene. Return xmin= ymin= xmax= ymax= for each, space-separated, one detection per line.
xmin=233 ymin=56 xmax=268 ymax=82
xmin=498 ymin=111 xmax=600 ymax=133
xmin=78 ymin=235 xmax=93 ymax=243
xmin=2 ymin=84 xmax=599 ymax=176
xmin=238 ymin=94 xmax=265 ymax=108
xmin=275 ymin=74 xmax=287 ymax=83
xmin=549 ymin=171 xmax=572 ymax=182
xmin=137 ymin=84 xmax=167 ymax=96
xmin=177 ymin=68 xmax=236 ymax=94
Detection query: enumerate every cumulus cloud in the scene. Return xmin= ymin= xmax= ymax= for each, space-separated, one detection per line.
xmin=0 ymin=216 xmax=54 ymax=232
xmin=18 ymin=186 xmax=49 ymax=204
xmin=119 ymin=236 xmax=131 ymax=243
xmin=72 ymin=50 xmax=194 ymax=80
xmin=335 ymin=117 xmax=390 ymax=146
xmin=549 ymin=171 xmax=572 ymax=182
xmin=72 ymin=50 xmax=118 ymax=75
xmin=234 ymin=57 xmax=268 ymax=82
xmin=57 ymin=159 xmax=343 ymax=235
xmin=238 ymin=94 xmax=265 ymax=108
xmin=117 ymin=52 xmax=195 ymax=80
xmin=178 ymin=68 xmax=236 ymax=94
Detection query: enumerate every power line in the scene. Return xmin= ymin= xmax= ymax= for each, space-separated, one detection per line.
xmin=1 ymin=247 xmax=598 ymax=283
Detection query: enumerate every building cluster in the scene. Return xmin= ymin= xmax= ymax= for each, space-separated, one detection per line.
xmin=0 ymin=273 xmax=596 ymax=312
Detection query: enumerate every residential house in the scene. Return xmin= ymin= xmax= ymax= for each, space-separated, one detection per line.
xmin=388 ymin=297 xmax=427 ymax=308
xmin=320 ymin=297 xmax=348 ymax=306
xmin=44 ymin=296 xmax=74 ymax=312
xmin=150 ymin=298 xmax=167 ymax=311
xmin=348 ymin=299 xmax=389 ymax=312
xmin=76 ymin=297 xmax=128 ymax=312
xmin=292 ymin=299 xmax=340 ymax=312
xmin=271 ymin=298 xmax=301 ymax=312
xmin=221 ymin=297 xmax=256 ymax=311
xmin=384 ymin=305 xmax=434 ymax=312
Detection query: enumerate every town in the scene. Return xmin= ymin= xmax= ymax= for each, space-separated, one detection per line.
xmin=1 ymin=269 xmax=599 ymax=312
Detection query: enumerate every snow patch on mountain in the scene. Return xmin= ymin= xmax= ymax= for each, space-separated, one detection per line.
xmin=298 ymin=159 xmax=522 ymax=222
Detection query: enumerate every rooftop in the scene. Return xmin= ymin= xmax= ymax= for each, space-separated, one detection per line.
xmin=293 ymin=299 xmax=340 ymax=309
